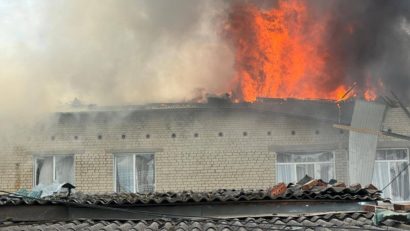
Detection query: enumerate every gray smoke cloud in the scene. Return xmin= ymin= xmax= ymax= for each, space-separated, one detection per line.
xmin=0 ymin=0 xmax=409 ymax=139
xmin=0 ymin=0 xmax=234 ymax=126
xmin=322 ymin=0 xmax=410 ymax=102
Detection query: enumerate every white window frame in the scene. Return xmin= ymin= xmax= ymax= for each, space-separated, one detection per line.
xmin=113 ymin=153 xmax=155 ymax=193
xmin=373 ymin=148 xmax=410 ymax=202
xmin=276 ymin=151 xmax=336 ymax=183
xmin=33 ymin=154 xmax=75 ymax=186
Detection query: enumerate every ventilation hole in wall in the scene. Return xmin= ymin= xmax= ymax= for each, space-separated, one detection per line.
xmin=267 ymin=131 xmax=271 ymax=136
xmin=315 ymin=130 xmax=320 ymax=135
xmin=243 ymin=131 xmax=248 ymax=136
xmin=387 ymin=128 xmax=392 ymax=133
xmin=194 ymin=133 xmax=199 ymax=138
xmin=146 ymin=134 xmax=150 ymax=139
xmin=218 ymin=132 xmax=223 ymax=137
xmin=171 ymin=133 xmax=176 ymax=138
xmin=291 ymin=130 xmax=296 ymax=135
xmin=98 ymin=135 xmax=102 ymax=140
xmin=74 ymin=136 xmax=78 ymax=140
xmin=51 ymin=136 xmax=55 ymax=141
xmin=121 ymin=134 xmax=126 ymax=139
xmin=339 ymin=129 xmax=344 ymax=134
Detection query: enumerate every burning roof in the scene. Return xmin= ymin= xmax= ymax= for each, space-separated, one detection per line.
xmin=54 ymin=97 xmax=356 ymax=126
xmin=223 ymin=0 xmax=410 ymax=103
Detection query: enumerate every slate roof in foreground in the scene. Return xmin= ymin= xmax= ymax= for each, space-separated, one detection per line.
xmin=0 ymin=183 xmax=382 ymax=206
xmin=0 ymin=212 xmax=407 ymax=231
xmin=0 ymin=179 xmax=403 ymax=230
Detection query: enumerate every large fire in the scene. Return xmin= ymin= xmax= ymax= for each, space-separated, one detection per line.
xmin=224 ymin=0 xmax=378 ymax=102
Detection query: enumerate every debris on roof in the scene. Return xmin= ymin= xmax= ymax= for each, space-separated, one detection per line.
xmin=269 ymin=182 xmax=287 ymax=197
xmin=0 ymin=180 xmax=382 ymax=206
xmin=2 ymin=178 xmax=408 ymax=230
xmin=373 ymin=208 xmax=410 ymax=227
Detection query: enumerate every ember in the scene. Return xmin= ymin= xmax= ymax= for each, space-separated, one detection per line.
xmin=224 ymin=0 xmax=382 ymax=102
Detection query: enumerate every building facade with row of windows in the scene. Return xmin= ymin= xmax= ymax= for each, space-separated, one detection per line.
xmin=0 ymin=99 xmax=409 ymax=201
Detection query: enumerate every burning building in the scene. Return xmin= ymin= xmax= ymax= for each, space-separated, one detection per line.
xmin=0 ymin=0 xmax=409 ymax=202
xmin=0 ymin=96 xmax=408 ymax=202
xmin=0 ymin=1 xmax=410 ymax=229
xmin=223 ymin=0 xmax=410 ymax=103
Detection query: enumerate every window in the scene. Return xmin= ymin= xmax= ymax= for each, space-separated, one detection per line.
xmin=115 ymin=153 xmax=155 ymax=193
xmin=372 ymin=149 xmax=410 ymax=201
xmin=276 ymin=151 xmax=335 ymax=183
xmin=34 ymin=155 xmax=74 ymax=186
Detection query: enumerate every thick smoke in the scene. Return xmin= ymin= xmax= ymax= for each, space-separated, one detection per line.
xmin=322 ymin=0 xmax=410 ymax=101
xmin=0 ymin=0 xmax=409 ymax=137
xmin=0 ymin=0 xmax=233 ymax=125
xmin=224 ymin=0 xmax=410 ymax=102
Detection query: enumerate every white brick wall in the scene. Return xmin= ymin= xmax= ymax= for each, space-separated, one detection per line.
xmin=379 ymin=107 xmax=410 ymax=143
xmin=0 ymin=106 xmax=407 ymax=193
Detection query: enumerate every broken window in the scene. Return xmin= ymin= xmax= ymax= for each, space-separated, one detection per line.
xmin=276 ymin=151 xmax=335 ymax=183
xmin=115 ymin=153 xmax=155 ymax=193
xmin=34 ymin=155 xmax=74 ymax=186
xmin=373 ymin=149 xmax=410 ymax=202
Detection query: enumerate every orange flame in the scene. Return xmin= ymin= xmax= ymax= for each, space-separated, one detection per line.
xmin=363 ymin=75 xmax=383 ymax=101
xmin=364 ymin=89 xmax=377 ymax=101
xmin=224 ymin=1 xmax=377 ymax=102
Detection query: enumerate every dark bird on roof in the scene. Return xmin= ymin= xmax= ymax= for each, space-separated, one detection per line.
xmin=61 ymin=183 xmax=76 ymax=197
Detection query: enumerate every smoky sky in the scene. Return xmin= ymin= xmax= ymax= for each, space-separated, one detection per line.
xmin=0 ymin=0 xmax=409 ymax=127
xmin=0 ymin=0 xmax=233 ymax=124
xmin=323 ymin=0 xmax=410 ymax=101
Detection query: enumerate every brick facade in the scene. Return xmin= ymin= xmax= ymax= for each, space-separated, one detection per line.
xmin=0 ymin=105 xmax=408 ymax=193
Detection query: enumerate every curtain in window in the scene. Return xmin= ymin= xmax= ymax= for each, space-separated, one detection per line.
xmin=277 ymin=152 xmax=333 ymax=163
xmin=276 ymin=152 xmax=335 ymax=184
xmin=35 ymin=157 xmax=53 ymax=185
xmin=277 ymin=164 xmax=295 ymax=183
xmin=373 ymin=162 xmax=391 ymax=199
xmin=55 ymin=156 xmax=74 ymax=184
xmin=390 ymin=162 xmax=410 ymax=201
xmin=373 ymin=149 xmax=410 ymax=202
xmin=116 ymin=155 xmax=134 ymax=192
xmin=318 ymin=163 xmax=334 ymax=182
xmin=296 ymin=164 xmax=315 ymax=180
xmin=135 ymin=154 xmax=154 ymax=193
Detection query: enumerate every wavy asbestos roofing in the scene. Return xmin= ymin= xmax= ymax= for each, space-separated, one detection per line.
xmin=0 ymin=183 xmax=382 ymax=206
xmin=0 ymin=212 xmax=406 ymax=231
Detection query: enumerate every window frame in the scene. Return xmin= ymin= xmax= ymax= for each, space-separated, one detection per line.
xmin=32 ymin=154 xmax=75 ymax=187
xmin=373 ymin=148 xmax=410 ymax=202
xmin=276 ymin=151 xmax=336 ymax=183
xmin=113 ymin=153 xmax=156 ymax=193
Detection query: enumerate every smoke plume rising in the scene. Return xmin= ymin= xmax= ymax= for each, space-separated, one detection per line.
xmin=0 ymin=0 xmax=233 ymax=125
xmin=0 ymin=0 xmax=409 ymax=138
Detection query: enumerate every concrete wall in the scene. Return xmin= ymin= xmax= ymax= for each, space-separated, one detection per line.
xmin=0 ymin=105 xmax=407 ymax=193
